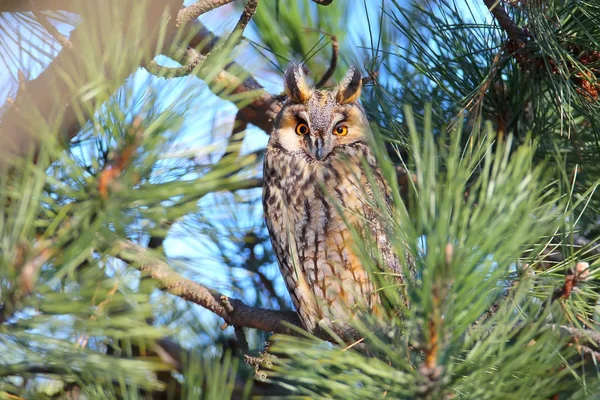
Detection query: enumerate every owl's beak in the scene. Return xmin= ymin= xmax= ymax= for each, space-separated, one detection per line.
xmin=306 ymin=135 xmax=333 ymax=161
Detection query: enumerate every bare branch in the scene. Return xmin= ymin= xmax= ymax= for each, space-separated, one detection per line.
xmin=176 ymin=0 xmax=236 ymax=27
xmin=31 ymin=1 xmax=73 ymax=49
xmin=316 ymin=35 xmax=338 ymax=87
xmin=234 ymin=325 xmax=250 ymax=353
xmin=113 ymin=240 xmax=303 ymax=335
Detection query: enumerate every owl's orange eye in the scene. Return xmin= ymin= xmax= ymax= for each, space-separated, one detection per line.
xmin=333 ymin=124 xmax=348 ymax=136
xmin=296 ymin=123 xmax=310 ymax=136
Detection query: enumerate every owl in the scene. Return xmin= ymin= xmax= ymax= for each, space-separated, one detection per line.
xmin=263 ymin=64 xmax=403 ymax=339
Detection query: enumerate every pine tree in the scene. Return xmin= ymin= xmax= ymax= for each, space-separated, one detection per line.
xmin=0 ymin=0 xmax=599 ymax=399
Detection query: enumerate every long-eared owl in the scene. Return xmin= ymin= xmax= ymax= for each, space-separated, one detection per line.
xmin=263 ymin=64 xmax=402 ymax=338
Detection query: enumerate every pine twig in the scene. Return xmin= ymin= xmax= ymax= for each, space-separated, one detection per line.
xmin=316 ymin=34 xmax=338 ymax=87
xmin=362 ymin=70 xmax=379 ymax=86
xmin=209 ymin=0 xmax=260 ymax=60
xmin=30 ymin=0 xmax=72 ymax=49
xmin=551 ymin=262 xmax=590 ymax=301
xmin=425 ymin=286 xmax=441 ymax=370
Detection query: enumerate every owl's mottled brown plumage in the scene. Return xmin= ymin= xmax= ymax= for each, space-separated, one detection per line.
xmin=263 ymin=64 xmax=401 ymax=337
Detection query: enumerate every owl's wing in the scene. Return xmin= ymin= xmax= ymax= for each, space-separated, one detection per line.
xmin=358 ymin=149 xmax=417 ymax=281
xmin=357 ymin=161 xmax=416 ymax=313
xmin=362 ymin=167 xmax=402 ymax=276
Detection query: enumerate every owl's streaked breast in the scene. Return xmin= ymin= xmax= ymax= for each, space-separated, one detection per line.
xmin=263 ymin=142 xmax=387 ymax=334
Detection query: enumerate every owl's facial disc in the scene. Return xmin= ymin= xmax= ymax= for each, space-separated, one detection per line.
xmin=273 ymin=76 xmax=371 ymax=161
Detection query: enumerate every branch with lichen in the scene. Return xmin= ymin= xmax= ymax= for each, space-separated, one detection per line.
xmin=176 ymin=0 xmax=236 ymax=27
xmin=112 ymin=240 xmax=302 ymax=335
xmin=149 ymin=0 xmax=259 ymax=79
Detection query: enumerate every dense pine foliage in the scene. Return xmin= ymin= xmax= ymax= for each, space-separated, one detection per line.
xmin=1 ymin=0 xmax=600 ymax=398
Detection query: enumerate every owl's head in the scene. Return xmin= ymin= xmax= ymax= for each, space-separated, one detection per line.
xmin=270 ymin=64 xmax=370 ymax=161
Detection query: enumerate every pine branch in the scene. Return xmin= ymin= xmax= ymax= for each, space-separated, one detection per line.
xmin=229 ymin=0 xmax=259 ymax=44
xmin=482 ymin=0 xmax=527 ymax=44
xmin=112 ymin=240 xmax=303 ymax=335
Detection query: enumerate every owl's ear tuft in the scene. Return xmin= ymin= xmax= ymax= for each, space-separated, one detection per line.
xmin=284 ymin=64 xmax=312 ymax=103
xmin=336 ymin=66 xmax=362 ymax=104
